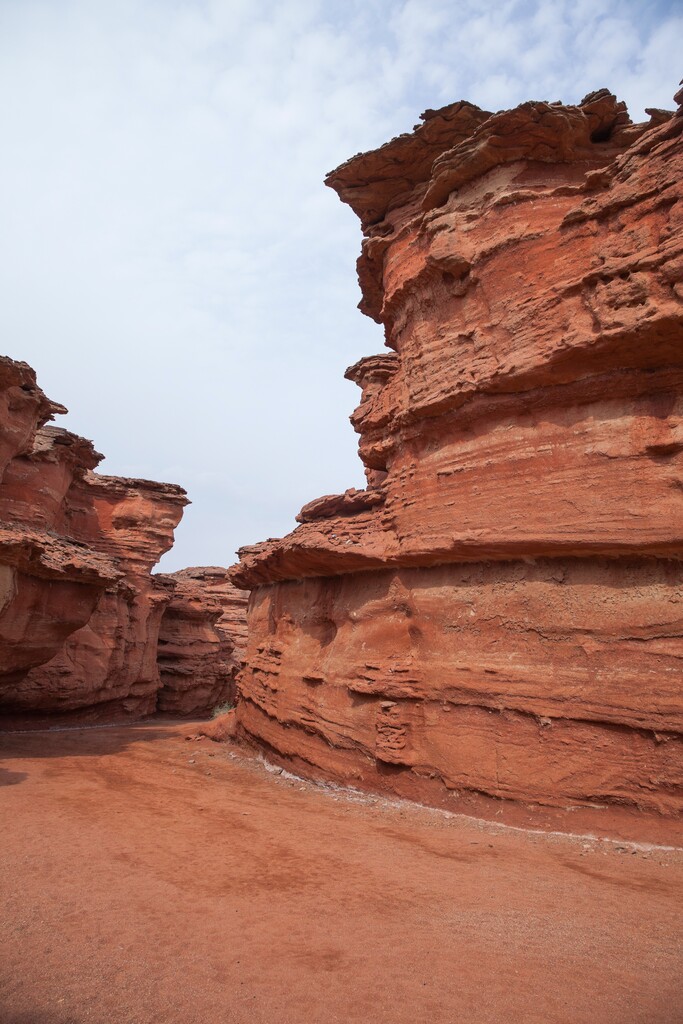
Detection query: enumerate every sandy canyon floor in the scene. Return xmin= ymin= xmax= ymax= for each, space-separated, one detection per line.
xmin=1 ymin=722 xmax=681 ymax=1024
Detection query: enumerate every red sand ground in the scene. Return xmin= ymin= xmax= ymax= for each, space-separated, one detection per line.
xmin=1 ymin=722 xmax=681 ymax=1024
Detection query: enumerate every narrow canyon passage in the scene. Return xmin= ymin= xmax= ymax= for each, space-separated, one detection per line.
xmin=1 ymin=724 xmax=681 ymax=1024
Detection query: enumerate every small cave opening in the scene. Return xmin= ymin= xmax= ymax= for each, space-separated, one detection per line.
xmin=590 ymin=122 xmax=615 ymax=144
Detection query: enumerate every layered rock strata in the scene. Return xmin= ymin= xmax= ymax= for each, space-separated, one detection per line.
xmin=0 ymin=358 xmax=247 ymax=720
xmin=232 ymin=87 xmax=683 ymax=817
xmin=10 ymin=470 xmax=189 ymax=718
xmin=157 ymin=567 xmax=248 ymax=716
xmin=0 ymin=360 xmax=121 ymax=691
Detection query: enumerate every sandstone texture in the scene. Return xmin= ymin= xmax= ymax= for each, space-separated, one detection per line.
xmin=157 ymin=567 xmax=248 ymax=716
xmin=0 ymin=358 xmax=246 ymax=720
xmin=0 ymin=360 xmax=121 ymax=693
xmin=232 ymin=87 xmax=683 ymax=817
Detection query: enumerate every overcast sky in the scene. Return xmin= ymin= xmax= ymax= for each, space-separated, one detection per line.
xmin=1 ymin=0 xmax=680 ymax=571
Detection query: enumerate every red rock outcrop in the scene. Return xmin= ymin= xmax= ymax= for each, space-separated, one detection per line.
xmin=8 ymin=471 xmax=189 ymax=719
xmin=1 ymin=356 xmax=247 ymax=720
xmin=157 ymin=567 xmax=248 ymax=716
xmin=0 ymin=362 xmax=121 ymax=690
xmin=232 ymin=86 xmax=683 ymax=817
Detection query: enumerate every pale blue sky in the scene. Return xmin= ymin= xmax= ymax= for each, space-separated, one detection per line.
xmin=0 ymin=0 xmax=680 ymax=570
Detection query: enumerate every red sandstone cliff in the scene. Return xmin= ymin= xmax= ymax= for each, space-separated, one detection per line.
xmin=232 ymin=86 xmax=683 ymax=817
xmin=0 ymin=358 xmax=246 ymax=721
xmin=0 ymin=361 xmax=121 ymax=692
xmin=8 ymin=467 xmax=189 ymax=719
xmin=157 ymin=566 xmax=248 ymax=716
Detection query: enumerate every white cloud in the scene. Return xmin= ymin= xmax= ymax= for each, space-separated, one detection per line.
xmin=0 ymin=0 xmax=679 ymax=570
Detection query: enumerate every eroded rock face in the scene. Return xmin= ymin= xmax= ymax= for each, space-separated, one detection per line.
xmin=0 ymin=359 xmax=249 ymax=721
xmin=0 ymin=366 xmax=121 ymax=691
xmin=0 ymin=359 xmax=189 ymax=719
xmin=232 ymin=87 xmax=683 ymax=816
xmin=157 ymin=567 xmax=248 ymax=716
xmin=9 ymin=472 xmax=189 ymax=718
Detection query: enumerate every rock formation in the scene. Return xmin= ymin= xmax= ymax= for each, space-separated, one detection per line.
xmin=0 ymin=358 xmax=246 ymax=721
xmin=232 ymin=86 xmax=683 ymax=817
xmin=157 ymin=566 xmax=248 ymax=716
xmin=0 ymin=360 xmax=121 ymax=693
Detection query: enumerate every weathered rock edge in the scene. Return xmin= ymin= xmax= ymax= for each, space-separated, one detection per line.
xmin=0 ymin=357 xmax=245 ymax=720
xmin=231 ymin=86 xmax=683 ymax=818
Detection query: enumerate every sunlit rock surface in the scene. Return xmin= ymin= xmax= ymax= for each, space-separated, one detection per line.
xmin=232 ymin=87 xmax=683 ymax=816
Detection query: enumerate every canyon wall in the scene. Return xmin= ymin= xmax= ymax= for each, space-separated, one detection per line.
xmin=0 ymin=360 xmax=120 ymax=695
xmin=157 ymin=566 xmax=248 ymax=716
xmin=0 ymin=358 xmax=245 ymax=721
xmin=232 ymin=86 xmax=683 ymax=816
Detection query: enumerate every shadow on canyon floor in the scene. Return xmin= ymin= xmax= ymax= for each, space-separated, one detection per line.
xmin=0 ymin=1011 xmax=83 ymax=1024
xmin=0 ymin=720 xmax=189 ymax=785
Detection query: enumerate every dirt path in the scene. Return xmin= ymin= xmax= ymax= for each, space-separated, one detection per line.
xmin=1 ymin=723 xmax=681 ymax=1024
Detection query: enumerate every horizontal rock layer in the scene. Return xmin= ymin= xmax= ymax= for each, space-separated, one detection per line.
xmin=0 ymin=364 xmax=122 ymax=693
xmin=238 ymin=563 xmax=682 ymax=814
xmin=0 ymin=359 xmax=246 ymax=720
xmin=233 ymin=87 xmax=683 ymax=817
xmin=157 ymin=566 xmax=248 ymax=716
